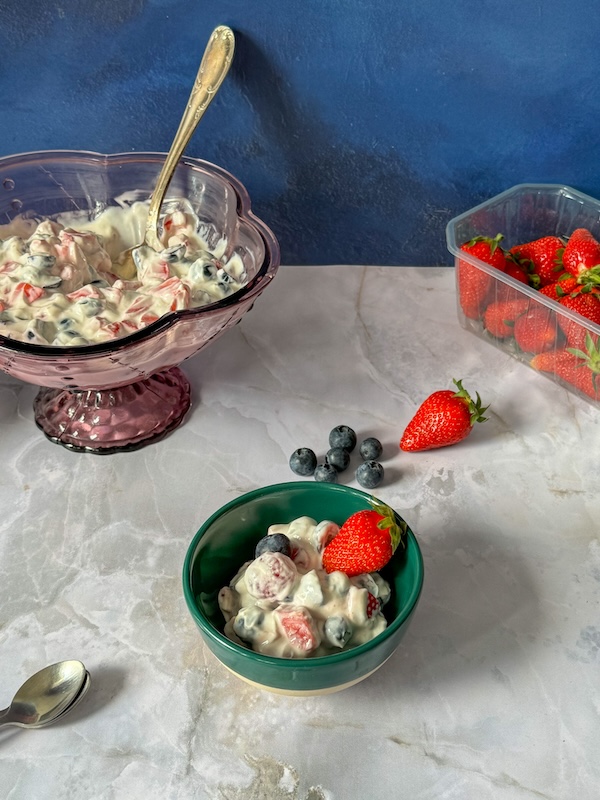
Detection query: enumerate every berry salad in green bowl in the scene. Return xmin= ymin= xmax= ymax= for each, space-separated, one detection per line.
xmin=182 ymin=482 xmax=423 ymax=695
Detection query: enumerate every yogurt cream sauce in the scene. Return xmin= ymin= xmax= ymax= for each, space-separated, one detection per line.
xmin=0 ymin=199 xmax=246 ymax=346
xmin=218 ymin=516 xmax=391 ymax=659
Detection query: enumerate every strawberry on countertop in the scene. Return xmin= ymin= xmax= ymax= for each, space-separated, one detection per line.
xmin=399 ymin=379 xmax=489 ymax=452
xmin=322 ymin=503 xmax=406 ymax=577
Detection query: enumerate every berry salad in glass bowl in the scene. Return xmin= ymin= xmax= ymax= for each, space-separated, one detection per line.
xmin=0 ymin=150 xmax=280 ymax=452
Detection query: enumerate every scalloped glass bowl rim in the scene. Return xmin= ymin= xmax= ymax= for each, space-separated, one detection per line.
xmin=182 ymin=481 xmax=424 ymax=671
xmin=0 ymin=149 xmax=280 ymax=356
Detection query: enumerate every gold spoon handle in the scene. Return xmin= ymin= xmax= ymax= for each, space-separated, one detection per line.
xmin=144 ymin=25 xmax=235 ymax=250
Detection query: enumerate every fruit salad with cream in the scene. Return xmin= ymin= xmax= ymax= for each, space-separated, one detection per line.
xmin=218 ymin=515 xmax=393 ymax=659
xmin=0 ymin=199 xmax=246 ymax=346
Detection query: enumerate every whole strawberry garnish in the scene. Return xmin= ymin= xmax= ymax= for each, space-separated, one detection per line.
xmin=399 ymin=378 xmax=488 ymax=452
xmin=513 ymin=306 xmax=560 ymax=354
xmin=458 ymin=234 xmax=507 ymax=319
xmin=322 ymin=503 xmax=406 ymax=577
xmin=483 ymin=298 xmax=528 ymax=338
xmin=562 ymin=228 xmax=600 ymax=277
xmin=509 ymin=236 xmax=564 ymax=287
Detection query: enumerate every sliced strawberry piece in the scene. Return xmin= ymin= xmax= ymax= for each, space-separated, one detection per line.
xmin=275 ymin=606 xmax=321 ymax=653
xmin=11 ymin=282 xmax=45 ymax=304
xmin=366 ymin=592 xmax=381 ymax=619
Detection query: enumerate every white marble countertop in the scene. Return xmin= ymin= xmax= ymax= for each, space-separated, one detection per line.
xmin=1 ymin=266 xmax=599 ymax=799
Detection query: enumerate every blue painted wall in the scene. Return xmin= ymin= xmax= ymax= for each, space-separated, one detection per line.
xmin=1 ymin=0 xmax=600 ymax=265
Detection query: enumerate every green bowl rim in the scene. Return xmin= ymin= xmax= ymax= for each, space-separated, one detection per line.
xmin=182 ymin=481 xmax=424 ymax=668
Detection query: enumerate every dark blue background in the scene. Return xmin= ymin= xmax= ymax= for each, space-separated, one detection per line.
xmin=1 ymin=0 xmax=599 ymax=265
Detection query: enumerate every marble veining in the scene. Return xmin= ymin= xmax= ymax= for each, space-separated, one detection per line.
xmin=0 ymin=266 xmax=599 ymax=799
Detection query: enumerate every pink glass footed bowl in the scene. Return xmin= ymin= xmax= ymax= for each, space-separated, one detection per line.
xmin=0 ymin=151 xmax=280 ymax=453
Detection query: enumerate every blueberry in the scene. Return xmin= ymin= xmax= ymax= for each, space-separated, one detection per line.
xmin=324 ymin=616 xmax=353 ymax=649
xmin=255 ymin=533 xmax=292 ymax=558
xmin=233 ymin=606 xmax=265 ymax=642
xmin=329 ymin=425 xmax=357 ymax=452
xmin=314 ymin=463 xmax=338 ymax=483
xmin=26 ymin=253 xmax=56 ymax=269
xmin=75 ymin=297 xmax=103 ymax=317
xmin=359 ymin=437 xmax=383 ymax=461
xmin=202 ymin=263 xmax=218 ymax=279
xmin=356 ymin=460 xmax=384 ymax=489
xmin=289 ymin=447 xmax=317 ymax=476
xmin=326 ymin=447 xmax=350 ymax=472
xmin=217 ymin=268 xmax=234 ymax=288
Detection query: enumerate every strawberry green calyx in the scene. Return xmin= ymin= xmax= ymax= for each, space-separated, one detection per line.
xmin=466 ymin=233 xmax=504 ymax=256
xmin=577 ymin=266 xmax=600 ymax=289
xmin=368 ymin=501 xmax=407 ymax=553
xmin=451 ymin=378 xmax=489 ymax=426
xmin=568 ymin=332 xmax=600 ymax=389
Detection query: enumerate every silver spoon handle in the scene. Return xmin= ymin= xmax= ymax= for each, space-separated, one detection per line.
xmin=144 ymin=25 xmax=235 ymax=250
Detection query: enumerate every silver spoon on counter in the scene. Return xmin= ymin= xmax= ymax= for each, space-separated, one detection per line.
xmin=116 ymin=24 xmax=236 ymax=279
xmin=0 ymin=660 xmax=90 ymax=729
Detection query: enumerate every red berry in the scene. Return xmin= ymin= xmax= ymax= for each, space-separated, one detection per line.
xmin=458 ymin=235 xmax=507 ymax=319
xmin=531 ymin=340 xmax=600 ymax=400
xmin=399 ymin=378 xmax=488 ymax=452
xmin=510 ymin=236 xmax=564 ymax=286
xmin=366 ymin=592 xmax=381 ymax=619
xmin=513 ymin=307 xmax=559 ymax=354
xmin=275 ymin=606 xmax=321 ymax=652
xmin=562 ymin=228 xmax=600 ymax=277
xmin=503 ymin=259 xmax=534 ymax=287
xmin=557 ymin=289 xmax=600 ymax=349
xmin=538 ymin=274 xmax=578 ymax=300
xmin=322 ymin=505 xmax=405 ymax=577
xmin=483 ymin=298 xmax=528 ymax=338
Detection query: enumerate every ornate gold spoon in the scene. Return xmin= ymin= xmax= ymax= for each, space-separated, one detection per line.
xmin=116 ymin=25 xmax=235 ymax=279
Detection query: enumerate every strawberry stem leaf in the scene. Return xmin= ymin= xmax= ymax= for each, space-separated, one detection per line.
xmin=466 ymin=233 xmax=504 ymax=256
xmin=368 ymin=500 xmax=407 ymax=553
xmin=452 ymin=378 xmax=489 ymax=425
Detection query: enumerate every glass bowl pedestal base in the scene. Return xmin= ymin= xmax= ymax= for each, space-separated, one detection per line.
xmin=33 ymin=367 xmax=192 ymax=454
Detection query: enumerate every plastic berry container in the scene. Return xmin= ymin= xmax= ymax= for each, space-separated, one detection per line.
xmin=446 ymin=184 xmax=600 ymax=406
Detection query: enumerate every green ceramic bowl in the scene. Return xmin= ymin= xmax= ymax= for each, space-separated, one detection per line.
xmin=182 ymin=482 xmax=424 ymax=695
